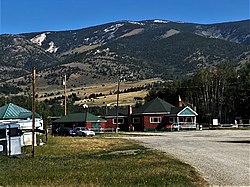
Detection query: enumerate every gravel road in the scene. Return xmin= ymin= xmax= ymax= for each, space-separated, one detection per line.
xmin=124 ymin=130 xmax=250 ymax=187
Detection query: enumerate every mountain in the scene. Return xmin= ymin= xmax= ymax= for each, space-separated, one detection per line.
xmin=0 ymin=34 xmax=61 ymax=81
xmin=195 ymin=20 xmax=250 ymax=45
xmin=0 ymin=19 xmax=249 ymax=90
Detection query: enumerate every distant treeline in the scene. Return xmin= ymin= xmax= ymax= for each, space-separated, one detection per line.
xmin=0 ymin=63 xmax=249 ymax=125
xmin=145 ymin=63 xmax=250 ymax=124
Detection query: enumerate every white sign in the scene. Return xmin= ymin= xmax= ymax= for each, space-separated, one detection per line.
xmin=0 ymin=145 xmax=3 ymax=152
xmin=213 ymin=119 xmax=218 ymax=126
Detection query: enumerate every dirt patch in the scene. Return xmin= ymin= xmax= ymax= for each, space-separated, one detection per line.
xmin=108 ymin=149 xmax=141 ymax=155
xmin=121 ymin=28 xmax=144 ymax=38
xmin=61 ymin=44 xmax=100 ymax=56
xmin=162 ymin=29 xmax=180 ymax=38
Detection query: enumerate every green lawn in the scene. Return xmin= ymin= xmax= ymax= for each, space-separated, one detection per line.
xmin=0 ymin=136 xmax=208 ymax=187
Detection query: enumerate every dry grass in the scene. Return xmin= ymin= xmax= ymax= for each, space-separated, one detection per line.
xmin=76 ymin=90 xmax=147 ymax=106
xmin=38 ymin=78 xmax=161 ymax=106
xmin=0 ymin=136 xmax=208 ymax=187
xmin=121 ymin=28 xmax=144 ymax=38
xmin=44 ymin=137 xmax=130 ymax=154
xmin=61 ymin=44 xmax=100 ymax=56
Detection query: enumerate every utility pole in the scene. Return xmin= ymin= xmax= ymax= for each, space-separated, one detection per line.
xmin=32 ymin=67 xmax=36 ymax=158
xmin=63 ymin=75 xmax=67 ymax=116
xmin=115 ymin=75 xmax=120 ymax=133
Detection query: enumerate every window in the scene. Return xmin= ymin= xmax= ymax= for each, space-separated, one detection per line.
xmin=9 ymin=128 xmax=19 ymax=137
xmin=150 ymin=117 xmax=161 ymax=123
xmin=169 ymin=117 xmax=175 ymax=123
xmin=0 ymin=129 xmax=6 ymax=139
xmin=186 ymin=117 xmax=193 ymax=122
xmin=133 ymin=117 xmax=140 ymax=124
xmin=113 ymin=118 xmax=124 ymax=124
xmin=179 ymin=117 xmax=184 ymax=122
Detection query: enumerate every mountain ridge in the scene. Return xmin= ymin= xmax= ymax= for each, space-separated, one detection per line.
xmin=0 ymin=19 xmax=249 ymax=91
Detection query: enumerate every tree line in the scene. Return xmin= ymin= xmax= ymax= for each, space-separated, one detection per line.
xmin=0 ymin=62 xmax=249 ymax=126
xmin=145 ymin=63 xmax=250 ymax=124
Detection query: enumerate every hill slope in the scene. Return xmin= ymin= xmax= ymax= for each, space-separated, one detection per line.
xmin=0 ymin=19 xmax=249 ymax=89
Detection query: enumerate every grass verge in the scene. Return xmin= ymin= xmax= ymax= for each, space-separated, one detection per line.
xmin=0 ymin=136 xmax=208 ymax=187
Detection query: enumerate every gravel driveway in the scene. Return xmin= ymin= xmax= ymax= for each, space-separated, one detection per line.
xmin=124 ymin=130 xmax=250 ymax=186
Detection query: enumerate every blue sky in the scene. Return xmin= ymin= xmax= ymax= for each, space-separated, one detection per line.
xmin=1 ymin=0 xmax=249 ymax=34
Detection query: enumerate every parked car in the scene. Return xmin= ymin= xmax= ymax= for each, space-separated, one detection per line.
xmin=70 ymin=127 xmax=95 ymax=137
xmin=55 ymin=127 xmax=71 ymax=136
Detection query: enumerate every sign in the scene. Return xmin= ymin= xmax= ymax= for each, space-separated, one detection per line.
xmin=213 ymin=119 xmax=218 ymax=126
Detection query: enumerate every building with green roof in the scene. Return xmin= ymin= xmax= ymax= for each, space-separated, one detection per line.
xmin=131 ymin=97 xmax=198 ymax=131
xmin=52 ymin=112 xmax=107 ymax=135
xmin=0 ymin=103 xmax=43 ymax=146
xmin=99 ymin=106 xmax=132 ymax=131
xmin=0 ymin=103 xmax=41 ymax=122
xmin=0 ymin=103 xmax=33 ymax=119
xmin=133 ymin=97 xmax=175 ymax=115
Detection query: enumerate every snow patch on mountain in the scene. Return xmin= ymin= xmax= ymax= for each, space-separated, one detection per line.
xmin=104 ymin=24 xmax=124 ymax=33
xmin=30 ymin=33 xmax=48 ymax=46
xmin=154 ymin=20 xmax=170 ymax=24
xmin=84 ymin=38 xmax=90 ymax=42
xmin=46 ymin=41 xmax=58 ymax=53
xmin=128 ymin=21 xmax=145 ymax=25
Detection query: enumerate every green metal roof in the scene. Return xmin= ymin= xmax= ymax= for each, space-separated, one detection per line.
xmin=53 ymin=112 xmax=107 ymax=123
xmin=18 ymin=112 xmax=40 ymax=119
xmin=133 ymin=97 xmax=176 ymax=114
xmin=170 ymin=107 xmax=183 ymax=115
xmin=0 ymin=103 xmax=39 ymax=119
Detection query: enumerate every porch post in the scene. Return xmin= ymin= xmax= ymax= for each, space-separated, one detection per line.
xmin=176 ymin=116 xmax=180 ymax=131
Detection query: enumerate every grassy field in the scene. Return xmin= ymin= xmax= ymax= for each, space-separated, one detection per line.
xmin=37 ymin=78 xmax=161 ymax=107
xmin=75 ymin=90 xmax=148 ymax=106
xmin=0 ymin=136 xmax=208 ymax=187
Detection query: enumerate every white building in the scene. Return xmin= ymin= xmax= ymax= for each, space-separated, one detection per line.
xmin=0 ymin=103 xmax=43 ymax=146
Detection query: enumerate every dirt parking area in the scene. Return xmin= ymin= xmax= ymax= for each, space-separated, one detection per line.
xmin=125 ymin=130 xmax=250 ymax=186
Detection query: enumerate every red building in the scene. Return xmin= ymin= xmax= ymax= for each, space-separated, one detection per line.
xmin=99 ymin=106 xmax=132 ymax=131
xmin=52 ymin=112 xmax=107 ymax=134
xmin=131 ymin=97 xmax=198 ymax=131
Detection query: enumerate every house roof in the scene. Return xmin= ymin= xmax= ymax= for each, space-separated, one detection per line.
xmin=133 ymin=97 xmax=176 ymax=115
xmin=170 ymin=107 xmax=183 ymax=114
xmin=53 ymin=112 xmax=106 ymax=123
xmin=177 ymin=106 xmax=198 ymax=116
xmin=0 ymin=103 xmax=40 ymax=119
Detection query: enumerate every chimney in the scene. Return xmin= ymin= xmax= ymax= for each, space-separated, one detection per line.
xmin=128 ymin=105 xmax=133 ymax=115
xmin=105 ymin=104 xmax=110 ymax=115
xmin=178 ymin=95 xmax=182 ymax=107
xmin=127 ymin=105 xmax=133 ymax=131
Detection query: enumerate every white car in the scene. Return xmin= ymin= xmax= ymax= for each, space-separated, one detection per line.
xmin=70 ymin=127 xmax=95 ymax=137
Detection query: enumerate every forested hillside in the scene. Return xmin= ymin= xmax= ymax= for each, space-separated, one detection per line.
xmin=1 ymin=19 xmax=249 ymax=89
xmin=145 ymin=63 xmax=250 ymax=123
